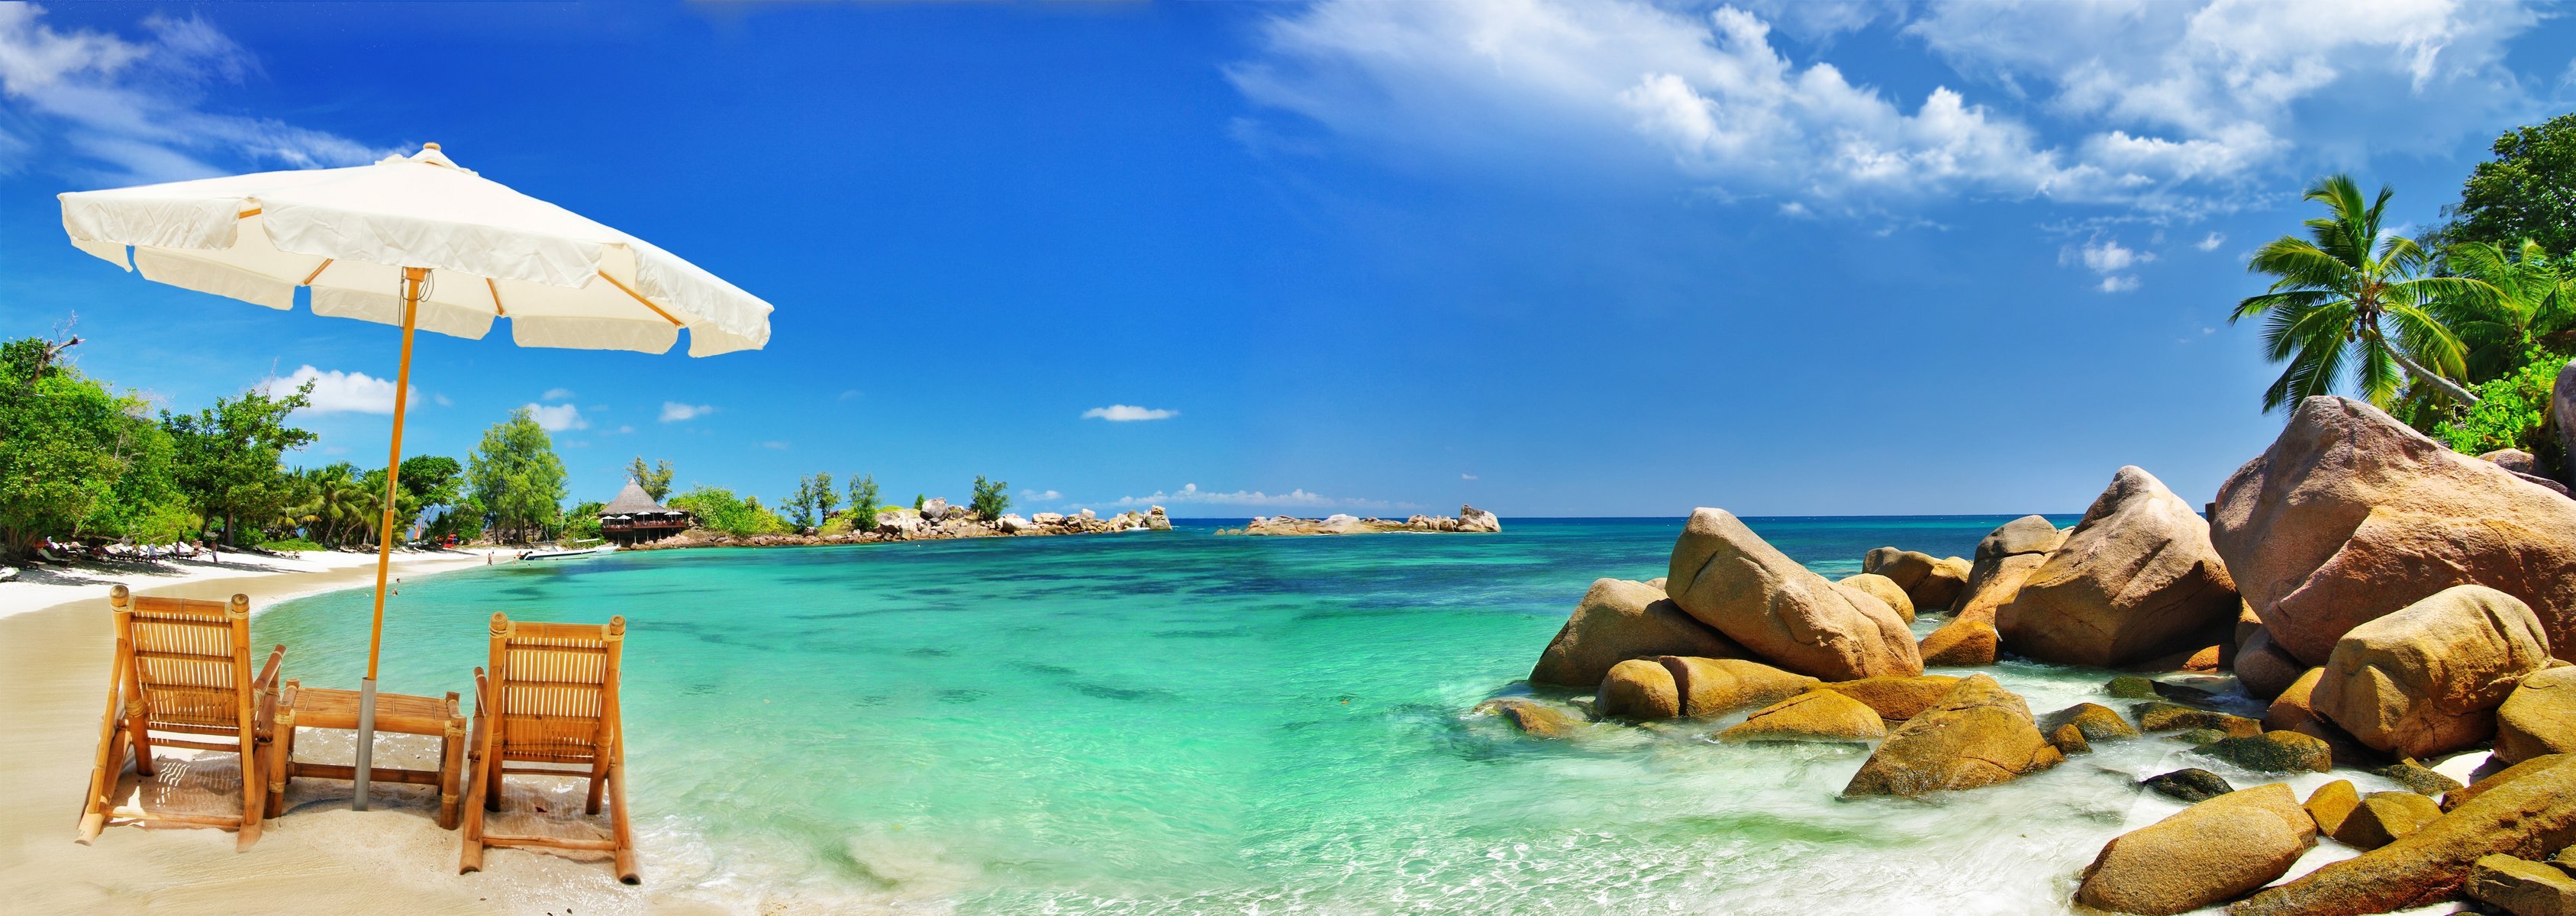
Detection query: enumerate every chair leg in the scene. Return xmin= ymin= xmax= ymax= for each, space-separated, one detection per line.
xmin=457 ymin=750 xmax=489 ymax=874
xmin=269 ymin=721 xmax=298 ymax=818
xmin=585 ymin=758 xmax=608 ymax=815
xmin=483 ymin=750 xmax=504 ymax=811
xmin=124 ymin=710 xmax=157 ymax=777
xmin=437 ymin=718 xmax=464 ymax=831
xmin=235 ymin=742 xmax=263 ymax=851
xmin=608 ymin=760 xmax=637 ymax=885
xmin=76 ymin=727 xmax=130 ymax=844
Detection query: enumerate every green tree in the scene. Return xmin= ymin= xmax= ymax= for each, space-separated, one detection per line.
xmin=668 ymin=485 xmax=790 ymax=537
xmin=784 ymin=472 xmax=837 ymax=529
xmin=562 ymin=500 xmax=606 ymax=541
xmin=466 ymin=407 xmax=568 ymax=543
xmin=2436 ymin=347 xmax=2568 ymax=472
xmin=2233 ymin=175 xmax=2486 ymax=412
xmin=2427 ymin=238 xmax=2574 ymax=382
xmin=289 ymin=463 xmax=374 ymax=547
xmin=163 ymin=379 xmax=317 ymax=555
xmin=627 ymin=456 xmax=675 ymax=502
xmin=357 ymin=454 xmax=466 ymax=544
xmin=846 ymin=474 xmax=881 ymax=527
xmin=2436 ymin=113 xmax=2576 ymax=256
xmin=0 ymin=335 xmax=183 ymax=557
xmin=970 ymin=476 xmax=1010 ymax=520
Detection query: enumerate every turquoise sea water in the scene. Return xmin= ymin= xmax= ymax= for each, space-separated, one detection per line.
xmin=254 ymin=516 xmax=2364 ymax=915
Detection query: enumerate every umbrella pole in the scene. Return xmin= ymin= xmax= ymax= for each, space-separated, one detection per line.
xmin=355 ymin=266 xmax=426 ymax=811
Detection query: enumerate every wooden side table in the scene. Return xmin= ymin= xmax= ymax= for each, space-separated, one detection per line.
xmin=274 ymin=681 xmax=468 ymax=828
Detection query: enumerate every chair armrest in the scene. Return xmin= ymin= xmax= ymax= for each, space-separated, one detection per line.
xmin=254 ymin=644 xmax=285 ymax=691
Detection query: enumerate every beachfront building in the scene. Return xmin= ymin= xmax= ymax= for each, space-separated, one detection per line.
xmin=598 ymin=481 xmax=692 ymax=545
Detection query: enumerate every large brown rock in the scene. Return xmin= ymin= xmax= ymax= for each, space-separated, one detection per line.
xmin=1668 ymin=509 xmax=1923 ymax=680
xmin=2497 ymin=665 xmax=2576 ymax=764
xmin=2332 ymin=791 xmax=2442 ymax=850
xmin=2311 ymin=584 xmax=2552 ymax=759
xmin=1866 ymin=547 xmax=1968 ymax=613
xmin=2265 ymin=666 xmax=2324 ymax=733
xmin=2465 ymin=853 xmax=2576 ymax=916
xmin=1997 ymin=466 xmax=2242 ymax=667
xmin=1530 ymin=579 xmax=1743 ymax=687
xmin=1595 ymin=659 xmax=1681 ymax=721
xmin=2229 ymin=754 xmax=2576 ymax=916
xmin=1838 ymin=572 xmax=1915 ymax=623
xmin=2077 ymin=783 xmax=2318 ymax=916
xmin=2043 ymin=702 xmax=2141 ymax=743
xmin=2236 ymin=626 xmax=2306 ymax=701
xmin=1924 ymin=556 xmax=1972 ymax=612
xmin=1951 ymin=514 xmax=2066 ymax=623
xmin=1918 ymin=617 xmax=1999 ymax=666
xmin=2211 ymin=395 xmax=2576 ymax=666
xmin=1473 ymin=698 xmax=1583 ymax=739
xmin=1716 ymin=690 xmax=1887 ymax=743
xmin=1817 ymin=675 xmax=1963 ymax=721
xmin=1843 ymin=674 xmax=2063 ymax=797
xmin=1658 ymin=656 xmax=1817 ymax=718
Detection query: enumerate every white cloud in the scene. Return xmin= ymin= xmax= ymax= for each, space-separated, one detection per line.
xmin=1083 ymin=405 xmax=1179 ymax=422
xmin=659 ymin=402 xmax=714 ymax=422
xmin=1226 ymin=0 xmax=2551 ymax=218
xmin=2074 ymin=237 xmax=2152 ymax=273
xmin=759 ymin=440 xmax=788 ymax=450
xmin=540 ymin=388 xmax=575 ymax=402
xmin=523 ymin=402 xmax=586 ymax=432
xmin=0 ymin=6 xmax=388 ymax=184
xmin=1461 ymin=473 xmax=1479 ymax=480
xmin=1020 ymin=489 xmax=1064 ymax=502
xmin=838 ymin=389 xmax=861 ymax=400
xmin=610 ymin=424 xmax=634 ymax=435
xmin=431 ymin=392 xmax=453 ymax=407
xmin=1101 ymin=482 xmax=1408 ymax=512
xmin=2196 ymin=231 xmax=2226 ymax=251
xmin=2098 ymin=275 xmax=2142 ymax=293
xmin=256 ymin=365 xmax=415 ymax=414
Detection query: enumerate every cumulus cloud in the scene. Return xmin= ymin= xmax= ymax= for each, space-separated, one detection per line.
xmin=2098 ymin=275 xmax=2142 ymax=293
xmin=2062 ymin=236 xmax=2155 ymax=292
xmin=1102 ymin=482 xmax=1408 ymax=512
xmin=0 ymin=5 xmax=388 ymax=184
xmin=1020 ymin=489 xmax=1064 ymax=502
xmin=2196 ymin=231 xmax=2226 ymax=251
xmin=256 ymin=365 xmax=414 ymax=414
xmin=540 ymin=387 xmax=575 ymax=401
xmin=524 ymin=402 xmax=586 ymax=432
xmin=1461 ymin=473 xmax=1479 ymax=480
xmin=1083 ymin=405 xmax=1178 ymax=422
xmin=659 ymin=402 xmax=714 ymax=422
xmin=1226 ymin=0 xmax=2550 ymax=218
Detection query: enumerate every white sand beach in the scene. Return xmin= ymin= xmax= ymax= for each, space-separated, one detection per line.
xmin=0 ymin=550 xmax=717 ymax=916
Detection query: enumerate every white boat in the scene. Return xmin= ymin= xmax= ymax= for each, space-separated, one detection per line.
xmin=520 ymin=541 xmax=616 ymax=561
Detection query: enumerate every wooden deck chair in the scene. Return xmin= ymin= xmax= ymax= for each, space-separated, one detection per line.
xmin=459 ymin=611 xmax=637 ymax=883
xmin=77 ymin=586 xmax=283 ymax=850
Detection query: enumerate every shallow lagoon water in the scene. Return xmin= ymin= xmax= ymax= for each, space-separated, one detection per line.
xmin=254 ymin=517 xmax=2425 ymax=914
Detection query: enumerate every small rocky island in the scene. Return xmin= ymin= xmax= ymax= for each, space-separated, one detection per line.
xmin=1217 ymin=505 xmax=1500 ymax=536
xmin=630 ymin=500 xmax=1172 ymax=550
xmin=1487 ymin=395 xmax=2576 ymax=916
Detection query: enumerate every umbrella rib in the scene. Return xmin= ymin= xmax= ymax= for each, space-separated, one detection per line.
xmin=595 ymin=270 xmax=684 ymax=327
xmin=237 ymin=208 xmax=261 ymax=219
xmin=298 ymin=259 xmax=334 ymax=286
xmin=486 ymin=277 xmax=507 ymax=317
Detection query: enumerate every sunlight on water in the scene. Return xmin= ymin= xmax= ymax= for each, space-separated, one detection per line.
xmin=255 ymin=516 xmax=2401 ymax=915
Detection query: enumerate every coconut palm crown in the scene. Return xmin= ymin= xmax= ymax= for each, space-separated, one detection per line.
xmin=2233 ymin=175 xmax=2487 ymax=412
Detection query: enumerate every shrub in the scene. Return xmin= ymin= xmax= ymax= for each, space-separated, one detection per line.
xmin=971 ymin=476 xmax=1010 ymax=520
xmin=2436 ymin=347 xmax=2566 ymax=476
xmin=264 ymin=537 xmax=327 ymax=552
xmin=669 ymin=485 xmax=791 ymax=538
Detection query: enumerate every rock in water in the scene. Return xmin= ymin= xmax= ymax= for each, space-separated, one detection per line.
xmin=2497 ymin=665 xmax=2576 ymax=765
xmin=1528 ymin=579 xmax=1744 ymax=687
xmin=1473 ymin=698 xmax=1581 ymax=739
xmin=2133 ymin=702 xmax=2262 ymax=737
xmin=1667 ymin=508 xmax=1923 ymax=681
xmin=1952 ymin=514 xmax=2067 ymax=623
xmin=2304 ymin=780 xmax=2360 ymax=836
xmin=2197 ymin=731 xmax=2333 ymax=773
xmin=2331 ymin=792 xmax=2442 ymax=850
xmin=1837 ymin=573 xmax=1915 ymax=623
xmin=1146 ymin=505 xmax=1172 ymax=531
xmin=1996 ymin=466 xmax=2241 ymax=667
xmin=2236 ymin=626 xmax=2307 ymax=701
xmin=1816 ymin=675 xmax=1962 ymax=721
xmin=1917 ymin=617 xmax=1999 ymax=666
xmin=1925 ymin=556 xmax=1972 ymax=613
xmin=1716 ymin=690 xmax=1887 ymax=743
xmin=1458 ymin=505 xmax=1501 ymax=533
xmin=2266 ymin=667 xmax=2324 ymax=733
xmin=1862 ymin=548 xmax=1968 ymax=614
xmin=2310 ymin=584 xmax=2551 ymax=759
xmin=2368 ymin=759 xmax=2463 ymax=797
xmin=1659 ymin=656 xmax=1817 ymax=718
xmin=2465 ymin=853 xmax=2576 ymax=916
xmin=2042 ymin=703 xmax=2140 ymax=743
xmin=1596 ymin=660 xmax=1681 ymax=721
xmin=2078 ymin=783 xmax=2316 ymax=915
xmin=2230 ymin=754 xmax=2576 ymax=916
xmin=1843 ymin=674 xmax=2062 ymax=797
xmin=2142 ymin=768 xmax=2235 ymax=802
xmin=2210 ymin=395 xmax=2576 ymax=666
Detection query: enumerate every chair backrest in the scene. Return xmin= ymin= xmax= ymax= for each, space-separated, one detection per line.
xmin=110 ymin=585 xmax=253 ymax=733
xmin=485 ymin=612 xmax=625 ymax=765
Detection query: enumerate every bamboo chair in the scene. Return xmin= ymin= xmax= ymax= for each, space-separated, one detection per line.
xmin=459 ymin=611 xmax=637 ymax=883
xmin=77 ymin=586 xmax=284 ymax=850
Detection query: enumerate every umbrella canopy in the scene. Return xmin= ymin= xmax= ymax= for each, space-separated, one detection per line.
xmin=60 ymin=144 xmax=772 ymax=356
xmin=59 ymin=143 xmax=772 ymax=811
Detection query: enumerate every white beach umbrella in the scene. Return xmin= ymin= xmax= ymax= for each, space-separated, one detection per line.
xmin=59 ymin=143 xmax=772 ymax=808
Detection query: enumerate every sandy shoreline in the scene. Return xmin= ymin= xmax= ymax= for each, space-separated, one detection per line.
xmin=0 ymin=549 xmax=713 ymax=915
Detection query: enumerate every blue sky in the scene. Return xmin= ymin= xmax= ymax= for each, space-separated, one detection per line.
xmin=2 ymin=0 xmax=2572 ymax=518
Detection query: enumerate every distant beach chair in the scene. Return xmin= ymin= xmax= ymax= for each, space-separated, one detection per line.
xmin=77 ymin=586 xmax=284 ymax=850
xmin=459 ymin=611 xmax=638 ymax=883
xmin=35 ymin=545 xmax=73 ymax=565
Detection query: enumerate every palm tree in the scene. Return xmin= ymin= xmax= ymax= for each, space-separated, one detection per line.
xmin=2429 ymin=237 xmax=2574 ymax=382
xmin=2233 ymin=175 xmax=2487 ymax=411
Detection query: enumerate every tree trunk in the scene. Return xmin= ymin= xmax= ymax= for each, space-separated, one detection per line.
xmin=2387 ymin=348 xmax=2481 ymax=406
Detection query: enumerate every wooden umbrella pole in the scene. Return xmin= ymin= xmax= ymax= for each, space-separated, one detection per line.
xmin=355 ymin=266 xmax=426 ymax=810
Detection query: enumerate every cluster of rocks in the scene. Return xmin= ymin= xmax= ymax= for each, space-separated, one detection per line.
xmin=1488 ymin=395 xmax=2576 ymax=915
xmin=1219 ymin=505 xmax=1501 ymax=536
xmin=628 ymin=504 xmax=1172 ymax=550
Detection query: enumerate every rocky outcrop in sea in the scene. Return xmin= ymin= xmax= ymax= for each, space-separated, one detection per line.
xmin=1219 ymin=505 xmax=1501 ymax=536
xmin=628 ymin=505 xmax=1174 ymax=550
xmin=1480 ymin=394 xmax=2576 ymax=916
